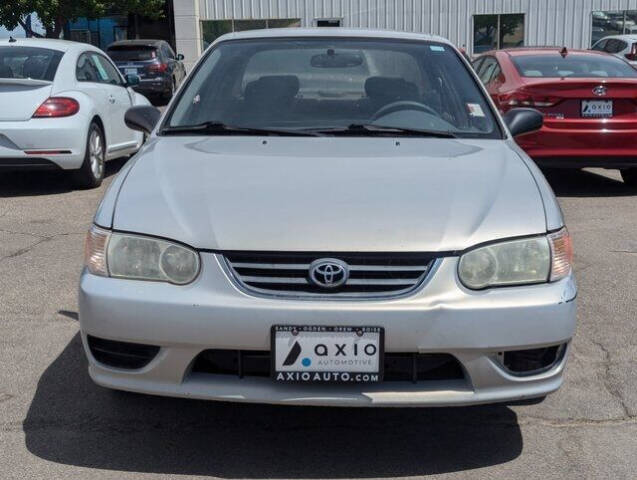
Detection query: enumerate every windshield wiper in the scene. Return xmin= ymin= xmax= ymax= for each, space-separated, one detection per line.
xmin=307 ymin=124 xmax=457 ymax=138
xmin=161 ymin=121 xmax=323 ymax=137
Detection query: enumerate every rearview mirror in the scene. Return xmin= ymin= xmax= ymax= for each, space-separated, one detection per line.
xmin=503 ymin=108 xmax=543 ymax=137
xmin=125 ymin=105 xmax=161 ymax=135
xmin=125 ymin=73 xmax=140 ymax=87
xmin=311 ymin=50 xmax=363 ymax=68
xmin=176 ymin=53 xmax=185 ymax=61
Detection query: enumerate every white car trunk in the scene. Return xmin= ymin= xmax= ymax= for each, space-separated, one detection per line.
xmin=0 ymin=79 xmax=52 ymax=121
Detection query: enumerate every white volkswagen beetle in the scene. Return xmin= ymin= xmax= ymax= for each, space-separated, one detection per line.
xmin=0 ymin=38 xmax=149 ymax=187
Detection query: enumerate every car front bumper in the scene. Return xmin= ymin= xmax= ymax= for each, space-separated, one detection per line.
xmin=78 ymin=254 xmax=577 ymax=407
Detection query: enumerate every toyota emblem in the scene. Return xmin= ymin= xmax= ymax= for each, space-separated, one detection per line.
xmin=592 ymin=85 xmax=607 ymax=96
xmin=309 ymin=258 xmax=349 ymax=289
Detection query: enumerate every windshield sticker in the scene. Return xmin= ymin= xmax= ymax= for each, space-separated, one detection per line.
xmin=467 ymin=103 xmax=485 ymax=117
xmin=430 ymin=45 xmax=445 ymax=52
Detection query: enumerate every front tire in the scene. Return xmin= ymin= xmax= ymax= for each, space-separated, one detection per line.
xmin=620 ymin=168 xmax=637 ymax=187
xmin=74 ymin=122 xmax=105 ymax=189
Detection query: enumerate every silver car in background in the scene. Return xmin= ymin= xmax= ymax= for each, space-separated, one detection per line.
xmin=80 ymin=29 xmax=576 ymax=407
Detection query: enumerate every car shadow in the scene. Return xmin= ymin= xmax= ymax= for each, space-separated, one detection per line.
xmin=24 ymin=333 xmax=523 ymax=478
xmin=542 ymin=168 xmax=634 ymax=198
xmin=0 ymin=157 xmax=128 ymax=198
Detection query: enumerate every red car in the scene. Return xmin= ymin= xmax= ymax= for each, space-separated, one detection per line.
xmin=473 ymin=47 xmax=637 ymax=186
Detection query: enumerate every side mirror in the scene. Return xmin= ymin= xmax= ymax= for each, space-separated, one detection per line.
xmin=125 ymin=73 xmax=140 ymax=87
xmin=125 ymin=105 xmax=161 ymax=135
xmin=176 ymin=53 xmax=185 ymax=61
xmin=503 ymin=108 xmax=543 ymax=137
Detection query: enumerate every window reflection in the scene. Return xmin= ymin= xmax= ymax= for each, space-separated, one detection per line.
xmin=592 ymin=10 xmax=637 ymax=46
xmin=201 ymin=18 xmax=301 ymax=49
xmin=473 ymin=14 xmax=524 ymax=55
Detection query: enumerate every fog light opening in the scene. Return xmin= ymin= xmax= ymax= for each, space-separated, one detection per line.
xmin=87 ymin=335 xmax=160 ymax=370
xmin=499 ymin=343 xmax=567 ymax=376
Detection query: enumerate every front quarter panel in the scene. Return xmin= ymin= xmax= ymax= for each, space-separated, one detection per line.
xmin=510 ymin=140 xmax=564 ymax=231
xmin=93 ymin=146 xmax=147 ymax=228
xmin=131 ymin=90 xmax=152 ymax=107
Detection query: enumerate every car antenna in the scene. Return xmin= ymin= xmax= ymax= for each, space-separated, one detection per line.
xmin=559 ymin=46 xmax=568 ymax=58
xmin=8 ymin=36 xmax=17 ymax=43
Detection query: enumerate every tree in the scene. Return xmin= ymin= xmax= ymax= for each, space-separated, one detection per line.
xmin=0 ymin=0 xmax=165 ymax=39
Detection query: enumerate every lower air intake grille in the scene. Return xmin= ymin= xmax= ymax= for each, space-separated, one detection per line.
xmin=222 ymin=252 xmax=436 ymax=298
xmin=191 ymin=350 xmax=464 ymax=383
xmin=87 ymin=335 xmax=160 ymax=370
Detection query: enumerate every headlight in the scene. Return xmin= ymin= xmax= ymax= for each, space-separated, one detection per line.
xmin=84 ymin=226 xmax=200 ymax=285
xmin=458 ymin=228 xmax=572 ymax=290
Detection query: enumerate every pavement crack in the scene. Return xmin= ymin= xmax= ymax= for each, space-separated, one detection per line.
xmin=0 ymin=237 xmax=51 ymax=262
xmin=591 ymin=338 xmax=631 ymax=418
xmin=0 ymin=231 xmax=84 ymax=263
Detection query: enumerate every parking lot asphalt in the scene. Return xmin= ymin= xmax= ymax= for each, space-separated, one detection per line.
xmin=0 ymin=161 xmax=636 ymax=479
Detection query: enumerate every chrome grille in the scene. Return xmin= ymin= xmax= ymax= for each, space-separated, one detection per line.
xmin=222 ymin=252 xmax=437 ymax=298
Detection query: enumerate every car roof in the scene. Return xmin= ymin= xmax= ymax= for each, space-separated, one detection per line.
xmin=215 ymin=27 xmax=452 ymax=45
xmin=0 ymin=37 xmax=97 ymax=53
xmin=595 ymin=34 xmax=637 ymax=42
xmin=107 ymin=39 xmax=165 ymax=48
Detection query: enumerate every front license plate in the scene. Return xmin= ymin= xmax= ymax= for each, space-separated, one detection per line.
xmin=124 ymin=68 xmax=137 ymax=76
xmin=581 ymin=100 xmax=613 ymax=118
xmin=272 ymin=325 xmax=384 ymax=383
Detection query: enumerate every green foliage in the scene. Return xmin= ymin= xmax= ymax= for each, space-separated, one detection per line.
xmin=0 ymin=0 xmax=165 ymax=38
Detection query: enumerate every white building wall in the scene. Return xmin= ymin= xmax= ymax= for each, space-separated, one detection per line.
xmin=176 ymin=0 xmax=637 ymax=69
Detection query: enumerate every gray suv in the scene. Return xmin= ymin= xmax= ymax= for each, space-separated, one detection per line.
xmin=80 ymin=29 xmax=576 ymax=407
xmin=106 ymin=39 xmax=186 ymax=102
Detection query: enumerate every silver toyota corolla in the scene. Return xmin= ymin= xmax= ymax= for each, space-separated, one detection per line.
xmin=79 ymin=29 xmax=576 ymax=406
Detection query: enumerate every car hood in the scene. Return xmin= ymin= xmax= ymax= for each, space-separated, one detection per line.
xmin=111 ymin=137 xmax=547 ymax=252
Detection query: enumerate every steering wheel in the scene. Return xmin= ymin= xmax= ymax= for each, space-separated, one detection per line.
xmin=371 ymin=100 xmax=439 ymax=121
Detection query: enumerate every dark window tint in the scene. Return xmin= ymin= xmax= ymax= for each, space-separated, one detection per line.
xmin=107 ymin=46 xmax=157 ymax=62
xmin=591 ymin=39 xmax=607 ymax=51
xmin=0 ymin=47 xmax=64 ymax=81
xmin=604 ymin=39 xmax=627 ymax=53
xmin=512 ymin=54 xmax=637 ymax=78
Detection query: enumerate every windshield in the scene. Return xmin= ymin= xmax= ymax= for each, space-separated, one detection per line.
xmin=0 ymin=46 xmax=64 ymax=81
xmin=166 ymin=38 xmax=500 ymax=138
xmin=107 ymin=46 xmax=157 ymax=62
xmin=512 ymin=54 xmax=637 ymax=78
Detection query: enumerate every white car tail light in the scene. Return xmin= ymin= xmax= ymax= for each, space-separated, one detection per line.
xmin=33 ymin=97 xmax=80 ymax=118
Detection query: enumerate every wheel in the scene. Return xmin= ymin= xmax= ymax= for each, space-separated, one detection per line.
xmin=74 ymin=122 xmax=105 ymax=189
xmin=620 ymin=168 xmax=637 ymax=187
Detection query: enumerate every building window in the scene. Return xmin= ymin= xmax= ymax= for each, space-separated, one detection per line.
xmin=473 ymin=14 xmax=525 ymax=55
xmin=316 ymin=19 xmax=342 ymax=27
xmin=592 ymin=11 xmax=637 ymax=46
xmin=201 ymin=18 xmax=301 ymax=48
